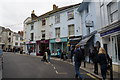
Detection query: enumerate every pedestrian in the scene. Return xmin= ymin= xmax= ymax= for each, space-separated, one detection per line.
xmin=97 ymin=47 xmax=111 ymax=80
xmin=92 ymin=46 xmax=98 ymax=75
xmin=74 ymin=45 xmax=84 ymax=79
xmin=71 ymin=46 xmax=75 ymax=62
xmin=45 ymin=47 xmax=51 ymax=63
xmin=57 ymin=48 xmax=61 ymax=58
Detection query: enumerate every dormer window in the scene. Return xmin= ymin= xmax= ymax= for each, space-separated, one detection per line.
xmin=42 ymin=19 xmax=46 ymax=26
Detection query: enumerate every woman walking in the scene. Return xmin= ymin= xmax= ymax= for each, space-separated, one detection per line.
xmin=98 ymin=47 xmax=111 ymax=80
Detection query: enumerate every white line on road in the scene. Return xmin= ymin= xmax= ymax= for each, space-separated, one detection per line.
xmin=53 ymin=67 xmax=56 ymax=69
xmin=55 ymin=70 xmax=58 ymax=74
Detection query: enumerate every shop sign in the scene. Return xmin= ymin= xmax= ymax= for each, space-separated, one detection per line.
xmin=55 ymin=38 xmax=61 ymax=42
xmin=100 ymin=27 xmax=120 ymax=37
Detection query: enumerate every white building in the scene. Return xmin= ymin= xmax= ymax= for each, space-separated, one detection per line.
xmin=24 ymin=3 xmax=82 ymax=56
xmin=77 ymin=0 xmax=101 ymax=61
xmin=99 ymin=0 xmax=120 ymax=65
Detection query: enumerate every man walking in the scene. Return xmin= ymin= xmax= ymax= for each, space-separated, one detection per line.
xmin=45 ymin=47 xmax=51 ymax=63
xmin=74 ymin=45 xmax=84 ymax=79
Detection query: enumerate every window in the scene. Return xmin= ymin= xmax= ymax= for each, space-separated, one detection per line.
xmin=31 ymin=23 xmax=34 ymax=30
xmin=68 ymin=24 xmax=74 ymax=36
xmin=42 ymin=19 xmax=46 ymax=26
xmin=16 ymin=36 xmax=18 ymax=40
xmin=107 ymin=2 xmax=118 ymax=23
xmin=15 ymin=42 xmax=18 ymax=46
xmin=30 ymin=33 xmax=34 ymax=41
xmin=9 ymin=32 xmax=11 ymax=36
xmin=20 ymin=43 xmax=22 ymax=46
xmin=67 ymin=10 xmax=74 ymax=20
xmin=20 ymin=37 xmax=23 ymax=41
xmin=55 ymin=14 xmax=60 ymax=23
xmin=55 ymin=28 xmax=60 ymax=38
xmin=8 ymin=38 xmax=11 ymax=42
xmin=86 ymin=6 xmax=89 ymax=14
xmin=41 ymin=30 xmax=45 ymax=39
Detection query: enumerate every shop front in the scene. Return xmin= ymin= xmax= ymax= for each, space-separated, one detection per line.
xmin=26 ymin=41 xmax=36 ymax=56
xmin=99 ymin=20 xmax=120 ymax=65
xmin=36 ymin=40 xmax=49 ymax=56
xmin=50 ymin=38 xmax=68 ymax=55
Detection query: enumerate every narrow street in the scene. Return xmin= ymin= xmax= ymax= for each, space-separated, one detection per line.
xmin=2 ymin=52 xmax=98 ymax=79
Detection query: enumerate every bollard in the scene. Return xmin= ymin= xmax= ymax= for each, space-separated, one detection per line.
xmin=110 ymin=57 xmax=113 ymax=80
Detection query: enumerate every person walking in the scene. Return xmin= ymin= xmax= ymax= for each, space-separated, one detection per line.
xmin=97 ymin=47 xmax=111 ymax=80
xmin=71 ymin=46 xmax=75 ymax=62
xmin=74 ymin=45 xmax=84 ymax=79
xmin=45 ymin=47 xmax=51 ymax=63
xmin=57 ymin=48 xmax=61 ymax=58
xmin=92 ymin=46 xmax=98 ymax=75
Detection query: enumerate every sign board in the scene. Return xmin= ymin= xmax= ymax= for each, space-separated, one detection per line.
xmin=86 ymin=21 xmax=94 ymax=27
xmin=55 ymin=38 xmax=61 ymax=42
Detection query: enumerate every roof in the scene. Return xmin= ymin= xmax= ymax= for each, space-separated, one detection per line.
xmin=38 ymin=3 xmax=80 ymax=19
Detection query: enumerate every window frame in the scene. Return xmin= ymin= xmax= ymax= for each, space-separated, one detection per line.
xmin=55 ymin=28 xmax=60 ymax=38
xmin=55 ymin=14 xmax=60 ymax=24
xmin=68 ymin=24 xmax=74 ymax=36
xmin=67 ymin=10 xmax=74 ymax=20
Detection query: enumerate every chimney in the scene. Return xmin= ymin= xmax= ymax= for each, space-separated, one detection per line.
xmin=53 ymin=4 xmax=58 ymax=10
xmin=31 ymin=10 xmax=38 ymax=20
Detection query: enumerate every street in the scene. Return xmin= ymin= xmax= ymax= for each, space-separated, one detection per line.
xmin=2 ymin=52 xmax=99 ymax=79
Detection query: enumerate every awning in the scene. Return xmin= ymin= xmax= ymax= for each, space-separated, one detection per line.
xmin=69 ymin=38 xmax=81 ymax=45
xmin=77 ymin=35 xmax=93 ymax=46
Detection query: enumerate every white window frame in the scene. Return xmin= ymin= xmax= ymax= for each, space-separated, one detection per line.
xmin=55 ymin=28 xmax=60 ymax=38
xmin=67 ymin=10 xmax=74 ymax=20
xmin=55 ymin=14 xmax=60 ymax=24
xmin=68 ymin=24 xmax=74 ymax=36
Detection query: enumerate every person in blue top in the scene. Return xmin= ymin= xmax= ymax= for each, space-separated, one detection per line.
xmin=57 ymin=47 xmax=61 ymax=58
xmin=0 ymin=48 xmax=3 ymax=56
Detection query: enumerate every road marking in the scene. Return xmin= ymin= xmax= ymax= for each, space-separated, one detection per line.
xmin=86 ymin=73 xmax=98 ymax=79
xmin=53 ymin=67 xmax=56 ymax=69
xmin=55 ymin=70 xmax=58 ymax=74
xmin=57 ymin=72 xmax=67 ymax=74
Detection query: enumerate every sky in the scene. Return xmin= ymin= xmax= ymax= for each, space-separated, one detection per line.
xmin=0 ymin=0 xmax=83 ymax=32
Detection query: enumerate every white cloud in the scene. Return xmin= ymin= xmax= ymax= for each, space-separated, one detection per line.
xmin=0 ymin=0 xmax=82 ymax=32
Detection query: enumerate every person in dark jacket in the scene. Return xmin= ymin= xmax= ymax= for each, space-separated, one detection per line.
xmin=74 ymin=45 xmax=83 ymax=79
xmin=98 ymin=47 xmax=111 ymax=80
xmin=71 ymin=46 xmax=75 ymax=62
xmin=45 ymin=47 xmax=51 ymax=63
xmin=92 ymin=46 xmax=98 ymax=75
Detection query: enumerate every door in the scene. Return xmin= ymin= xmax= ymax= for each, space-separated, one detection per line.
xmin=117 ymin=34 xmax=120 ymax=62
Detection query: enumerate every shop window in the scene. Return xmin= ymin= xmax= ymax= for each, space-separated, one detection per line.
xmin=42 ymin=19 xmax=46 ymax=26
xmin=107 ymin=2 xmax=118 ymax=23
xmin=67 ymin=10 xmax=74 ymax=20
xmin=55 ymin=14 xmax=60 ymax=24
xmin=55 ymin=28 xmax=60 ymax=38
xmin=68 ymin=24 xmax=74 ymax=36
xmin=117 ymin=34 xmax=120 ymax=60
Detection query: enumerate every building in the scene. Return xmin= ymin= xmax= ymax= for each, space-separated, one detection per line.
xmin=99 ymin=0 xmax=120 ymax=65
xmin=77 ymin=0 xmax=101 ymax=61
xmin=12 ymin=32 xmax=23 ymax=51
xmin=24 ymin=3 xmax=82 ymax=56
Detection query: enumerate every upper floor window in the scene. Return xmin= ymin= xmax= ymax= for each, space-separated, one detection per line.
xmin=8 ymin=38 xmax=11 ymax=42
xmin=16 ymin=36 xmax=18 ymax=40
xmin=42 ymin=19 xmax=46 ymax=26
xmin=67 ymin=10 xmax=74 ymax=20
xmin=107 ymin=2 xmax=118 ymax=23
xmin=68 ymin=24 xmax=74 ymax=36
xmin=86 ymin=6 xmax=89 ymax=14
xmin=30 ymin=33 xmax=34 ymax=41
xmin=55 ymin=14 xmax=60 ymax=24
xmin=9 ymin=32 xmax=11 ymax=36
xmin=31 ymin=23 xmax=34 ymax=30
xmin=15 ymin=42 xmax=18 ymax=46
xmin=55 ymin=28 xmax=60 ymax=38
xmin=41 ymin=30 xmax=45 ymax=39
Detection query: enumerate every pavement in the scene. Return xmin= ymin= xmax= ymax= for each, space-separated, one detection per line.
xmin=50 ymin=57 xmax=120 ymax=80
